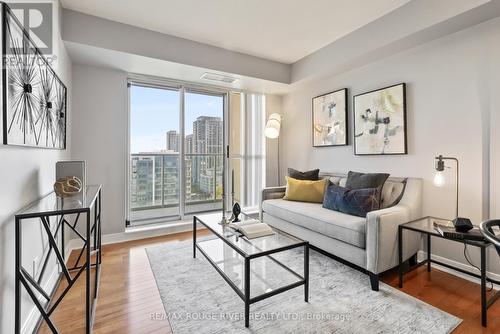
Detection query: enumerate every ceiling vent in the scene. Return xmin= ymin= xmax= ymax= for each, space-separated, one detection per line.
xmin=200 ymin=72 xmax=238 ymax=84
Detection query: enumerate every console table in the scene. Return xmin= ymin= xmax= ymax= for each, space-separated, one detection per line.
xmin=14 ymin=185 xmax=102 ymax=334
xmin=398 ymin=216 xmax=500 ymax=327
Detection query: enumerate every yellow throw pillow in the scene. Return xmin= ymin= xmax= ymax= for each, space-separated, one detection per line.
xmin=283 ymin=177 xmax=327 ymax=203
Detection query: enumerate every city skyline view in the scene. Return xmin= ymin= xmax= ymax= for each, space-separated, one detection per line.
xmin=129 ymin=84 xmax=224 ymax=222
xmin=130 ymin=85 xmax=224 ymax=153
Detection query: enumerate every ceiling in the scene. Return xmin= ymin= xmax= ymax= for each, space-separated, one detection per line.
xmin=65 ymin=42 xmax=292 ymax=94
xmin=61 ymin=0 xmax=410 ymax=64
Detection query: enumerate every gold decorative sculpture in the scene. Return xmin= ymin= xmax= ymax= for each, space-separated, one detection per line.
xmin=54 ymin=176 xmax=83 ymax=198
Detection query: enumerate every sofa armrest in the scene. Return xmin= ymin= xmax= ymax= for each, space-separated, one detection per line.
xmin=365 ymin=205 xmax=421 ymax=274
xmin=262 ymin=186 xmax=286 ymax=201
xmin=260 ymin=186 xmax=286 ymax=220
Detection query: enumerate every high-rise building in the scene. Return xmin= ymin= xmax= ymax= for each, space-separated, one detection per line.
xmin=130 ymin=152 xmax=191 ymax=208
xmin=192 ymin=116 xmax=223 ymax=186
xmin=193 ymin=116 xmax=223 ymax=155
xmin=185 ymin=134 xmax=193 ymax=154
xmin=166 ymin=130 xmax=180 ymax=152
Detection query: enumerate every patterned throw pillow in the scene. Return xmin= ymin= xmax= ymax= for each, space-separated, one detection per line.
xmin=323 ymin=182 xmax=379 ymax=217
xmin=288 ymin=168 xmax=320 ymax=181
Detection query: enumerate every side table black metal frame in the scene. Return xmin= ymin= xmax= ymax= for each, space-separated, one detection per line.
xmin=398 ymin=216 xmax=500 ymax=327
xmin=193 ymin=215 xmax=309 ymax=328
xmin=14 ymin=186 xmax=102 ymax=334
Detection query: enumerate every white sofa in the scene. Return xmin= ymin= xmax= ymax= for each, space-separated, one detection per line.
xmin=260 ymin=172 xmax=422 ymax=291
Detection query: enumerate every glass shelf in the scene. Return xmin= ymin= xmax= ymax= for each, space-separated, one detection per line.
xmin=197 ymin=238 xmax=303 ymax=299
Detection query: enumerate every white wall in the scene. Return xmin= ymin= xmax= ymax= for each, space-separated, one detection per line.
xmin=0 ymin=1 xmax=72 ymax=333
xmin=71 ymin=64 xmax=128 ymax=235
xmin=282 ymin=17 xmax=500 ymax=274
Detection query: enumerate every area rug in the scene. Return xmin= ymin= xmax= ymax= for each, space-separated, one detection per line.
xmin=146 ymin=241 xmax=461 ymax=333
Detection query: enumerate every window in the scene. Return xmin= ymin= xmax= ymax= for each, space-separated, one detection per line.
xmin=127 ymin=79 xmax=265 ymax=226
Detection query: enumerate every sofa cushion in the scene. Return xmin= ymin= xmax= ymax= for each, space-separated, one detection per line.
xmin=283 ymin=177 xmax=326 ymax=203
xmin=327 ymin=175 xmax=405 ymax=209
xmin=346 ymin=171 xmax=390 ymax=209
xmin=288 ymin=168 xmax=320 ymax=180
xmin=262 ymin=199 xmax=366 ymax=248
xmin=323 ymin=183 xmax=379 ymax=217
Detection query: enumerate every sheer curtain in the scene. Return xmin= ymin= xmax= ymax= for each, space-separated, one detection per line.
xmin=229 ymin=92 xmax=266 ymax=212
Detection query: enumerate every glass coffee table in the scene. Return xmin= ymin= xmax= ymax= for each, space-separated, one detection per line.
xmin=193 ymin=212 xmax=309 ymax=328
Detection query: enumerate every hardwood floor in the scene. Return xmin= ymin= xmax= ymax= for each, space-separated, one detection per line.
xmin=39 ymin=230 xmax=500 ymax=333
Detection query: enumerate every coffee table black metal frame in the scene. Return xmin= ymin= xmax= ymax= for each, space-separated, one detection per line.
xmin=398 ymin=216 xmax=500 ymax=327
xmin=193 ymin=215 xmax=309 ymax=328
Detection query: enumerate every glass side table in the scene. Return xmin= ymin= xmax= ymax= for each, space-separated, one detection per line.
xmin=398 ymin=216 xmax=500 ymax=327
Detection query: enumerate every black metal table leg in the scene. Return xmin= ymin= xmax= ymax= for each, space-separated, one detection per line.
xmin=94 ymin=201 xmax=98 ymax=252
xmin=304 ymin=243 xmax=309 ymax=302
xmin=193 ymin=216 xmax=197 ymax=258
xmin=244 ymin=257 xmax=250 ymax=328
xmin=98 ymin=190 xmax=102 ymax=264
xmin=86 ymin=209 xmax=91 ymax=334
xmin=481 ymin=246 xmax=487 ymax=327
xmin=427 ymin=234 xmax=431 ymax=272
xmin=398 ymin=226 xmax=403 ymax=288
xmin=94 ymin=202 xmax=99 ymax=300
xmin=15 ymin=217 xmax=21 ymax=334
xmin=62 ymin=216 xmax=65 ymax=262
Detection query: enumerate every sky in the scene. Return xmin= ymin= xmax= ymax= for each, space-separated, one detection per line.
xmin=130 ymin=85 xmax=223 ymax=153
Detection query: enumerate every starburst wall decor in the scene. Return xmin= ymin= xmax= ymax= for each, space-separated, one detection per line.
xmin=1 ymin=4 xmax=67 ymax=149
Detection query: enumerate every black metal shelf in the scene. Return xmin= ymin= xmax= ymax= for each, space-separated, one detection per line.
xmin=15 ymin=186 xmax=102 ymax=334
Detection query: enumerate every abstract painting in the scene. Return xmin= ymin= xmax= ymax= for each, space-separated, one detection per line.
xmin=353 ymin=83 xmax=407 ymax=155
xmin=2 ymin=5 xmax=67 ymax=149
xmin=312 ymin=88 xmax=347 ymax=147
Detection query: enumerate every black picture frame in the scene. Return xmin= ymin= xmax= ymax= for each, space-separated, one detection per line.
xmin=312 ymin=88 xmax=348 ymax=147
xmin=1 ymin=3 xmax=67 ymax=149
xmin=353 ymin=83 xmax=407 ymax=155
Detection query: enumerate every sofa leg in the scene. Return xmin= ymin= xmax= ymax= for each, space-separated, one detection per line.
xmin=369 ymin=273 xmax=379 ymax=291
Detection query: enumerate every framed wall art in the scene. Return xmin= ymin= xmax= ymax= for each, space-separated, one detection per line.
xmin=353 ymin=83 xmax=407 ymax=155
xmin=312 ymin=88 xmax=347 ymax=147
xmin=2 ymin=4 xmax=67 ymax=149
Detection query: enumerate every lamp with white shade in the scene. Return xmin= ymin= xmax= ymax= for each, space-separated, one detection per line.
xmin=265 ymin=113 xmax=282 ymax=185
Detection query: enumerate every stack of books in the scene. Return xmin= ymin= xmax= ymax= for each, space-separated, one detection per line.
xmin=433 ymin=221 xmax=484 ymax=241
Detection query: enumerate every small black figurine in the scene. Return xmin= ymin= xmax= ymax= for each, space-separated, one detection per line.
xmin=231 ymin=202 xmax=241 ymax=222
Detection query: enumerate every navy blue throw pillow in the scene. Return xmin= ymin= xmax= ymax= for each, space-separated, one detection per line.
xmin=323 ymin=182 xmax=380 ymax=217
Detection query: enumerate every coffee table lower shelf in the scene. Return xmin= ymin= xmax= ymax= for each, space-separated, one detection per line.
xmin=193 ymin=220 xmax=309 ymax=328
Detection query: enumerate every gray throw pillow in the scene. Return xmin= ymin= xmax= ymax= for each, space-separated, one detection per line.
xmin=345 ymin=171 xmax=390 ymax=207
xmin=288 ymin=168 xmax=320 ymax=181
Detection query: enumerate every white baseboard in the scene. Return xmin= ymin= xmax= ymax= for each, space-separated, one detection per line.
xmin=417 ymin=250 xmax=500 ymax=288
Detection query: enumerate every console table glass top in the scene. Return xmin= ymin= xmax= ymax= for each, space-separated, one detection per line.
xmin=16 ymin=185 xmax=101 ymax=218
